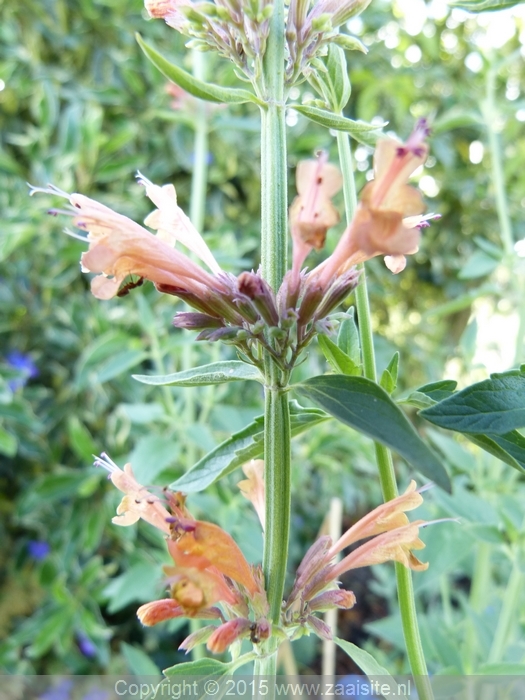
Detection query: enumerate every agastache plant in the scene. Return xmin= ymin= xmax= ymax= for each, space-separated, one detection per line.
xmin=31 ymin=1 xmax=450 ymax=698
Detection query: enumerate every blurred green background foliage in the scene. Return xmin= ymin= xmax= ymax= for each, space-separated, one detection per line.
xmin=1 ymin=0 xmax=525 ymax=676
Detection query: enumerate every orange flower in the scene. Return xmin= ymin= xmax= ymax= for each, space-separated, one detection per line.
xmin=289 ymin=151 xmax=342 ymax=283
xmin=237 ymin=459 xmax=265 ymax=530
xmin=314 ymin=119 xmax=431 ymax=284
xmin=168 ymin=520 xmax=260 ymax=597
xmin=31 ymin=179 xmax=224 ymax=301
xmin=95 ymin=453 xmax=172 ymax=534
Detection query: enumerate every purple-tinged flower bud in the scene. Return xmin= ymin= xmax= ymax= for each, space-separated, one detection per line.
xmin=196 ymin=327 xmax=245 ymax=342
xmin=179 ymin=624 xmax=217 ymax=653
xmin=173 ymin=312 xmax=225 ymax=330
xmin=308 ymin=589 xmax=356 ymax=612
xmin=297 ymin=282 xmax=325 ymax=325
xmin=312 ymin=267 xmax=360 ymax=321
xmin=238 ymin=272 xmax=279 ymax=326
xmin=285 ymin=536 xmax=332 ymax=608
xmin=306 ymin=614 xmax=333 ymax=640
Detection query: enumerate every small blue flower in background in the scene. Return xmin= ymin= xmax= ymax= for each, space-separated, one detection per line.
xmin=6 ymin=350 xmax=39 ymax=390
xmin=77 ymin=632 xmax=98 ymax=658
xmin=27 ymin=540 xmax=50 ymax=560
xmin=81 ymin=689 xmax=110 ymax=700
xmin=38 ymin=679 xmax=73 ymax=700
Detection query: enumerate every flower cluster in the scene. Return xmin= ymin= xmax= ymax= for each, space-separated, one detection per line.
xmin=284 ymin=481 xmax=428 ymax=640
xmin=96 ymin=453 xmax=430 ymax=652
xmin=145 ymin=0 xmax=273 ymax=81
xmin=95 ymin=454 xmax=270 ymax=654
xmin=286 ymin=0 xmax=371 ymax=83
xmin=31 ymin=120 xmax=432 ymax=376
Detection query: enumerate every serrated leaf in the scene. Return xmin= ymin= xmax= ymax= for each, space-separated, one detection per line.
xmin=335 ymin=639 xmax=409 ymax=699
xmin=133 ymin=361 xmax=262 ymax=387
xmin=318 ymin=335 xmax=360 ymax=375
xmin=420 ymin=369 xmax=525 ymax=435
xmin=136 ymin=34 xmax=261 ymax=105
xmin=291 ymin=104 xmax=384 ymax=145
xmin=170 ymin=402 xmax=330 ymax=492
xmin=295 ymin=375 xmax=450 ymax=491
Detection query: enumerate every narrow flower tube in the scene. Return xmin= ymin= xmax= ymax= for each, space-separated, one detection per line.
xmin=31 ymin=181 xmax=226 ymax=301
xmin=311 ymin=120 xmax=431 ymax=286
xmin=94 ymin=454 xmax=172 ymax=534
xmin=289 ymin=151 xmax=342 ymax=284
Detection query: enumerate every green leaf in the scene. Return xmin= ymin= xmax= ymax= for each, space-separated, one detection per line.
xmin=417 ymin=380 xmax=458 ymax=402
xmin=323 ymin=44 xmax=351 ymax=112
xmin=295 ymin=375 xmax=451 ymax=491
xmin=337 ymin=310 xmax=361 ymax=366
xmin=420 ymin=369 xmax=525 ymax=435
xmin=136 ymin=34 xmax=261 ymax=106
xmin=449 ymin=0 xmax=523 ymax=11
xmin=133 ymin=361 xmax=263 ymax=387
xmin=458 ymin=250 xmax=500 ymax=279
xmin=380 ymin=352 xmax=399 ymax=394
xmin=163 ymin=658 xmax=232 ymax=677
xmin=170 ymin=402 xmax=330 ymax=492
xmin=335 ymin=638 xmax=409 ymax=699
xmin=291 ymin=104 xmax=384 ymax=145
xmin=0 ymin=425 xmax=17 ymax=457
xmin=121 ymin=642 xmax=161 ymax=677
xmin=318 ymin=335 xmax=360 ymax=375
xmin=466 ymin=431 xmax=525 ymax=474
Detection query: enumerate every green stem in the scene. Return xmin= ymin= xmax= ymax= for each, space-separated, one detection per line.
xmin=465 ymin=542 xmax=491 ymax=671
xmin=336 ymin=130 xmax=433 ymax=700
xmin=484 ymin=69 xmax=514 ymax=258
xmin=488 ymin=560 xmax=523 ymax=663
xmin=188 ymin=49 xmax=210 ymax=660
xmin=255 ymin=0 xmax=290 ymax=684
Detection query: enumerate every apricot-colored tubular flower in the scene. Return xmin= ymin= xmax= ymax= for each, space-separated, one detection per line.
xmin=314 ymin=119 xmax=431 ymax=286
xmin=237 ymin=459 xmax=265 ymax=530
xmin=287 ymin=481 xmax=429 ymax=614
xmin=94 ymin=453 xmax=172 ymax=534
xmin=144 ymin=0 xmax=191 ymax=31
xmin=289 ymin=151 xmax=343 ymax=285
xmin=30 ymin=178 xmax=225 ymax=301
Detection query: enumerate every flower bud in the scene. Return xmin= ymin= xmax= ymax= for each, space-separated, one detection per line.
xmin=238 ymin=272 xmax=279 ymax=327
xmin=206 ymin=618 xmax=252 ymax=654
xmin=173 ymin=312 xmax=225 ymax=330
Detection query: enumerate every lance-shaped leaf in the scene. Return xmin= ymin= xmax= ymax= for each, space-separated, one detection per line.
xmin=290 ymin=104 xmax=384 ymax=145
xmin=294 ymin=375 xmax=450 ymax=491
xmin=420 ymin=369 xmax=525 ymax=435
xmin=449 ymin=0 xmax=522 ymax=11
xmin=136 ymin=34 xmax=262 ymax=106
xmin=164 ymin=657 xmax=232 ymax=677
xmin=335 ymin=639 xmax=410 ymax=700
xmin=133 ymin=361 xmax=263 ymax=387
xmin=170 ymin=402 xmax=330 ymax=492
